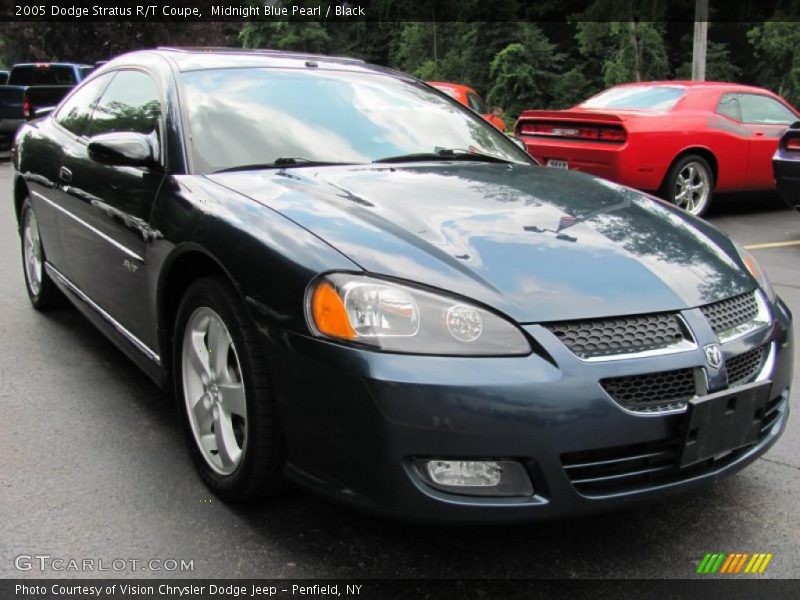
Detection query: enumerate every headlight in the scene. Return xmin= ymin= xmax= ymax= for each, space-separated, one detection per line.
xmin=734 ymin=241 xmax=776 ymax=301
xmin=306 ymin=274 xmax=531 ymax=356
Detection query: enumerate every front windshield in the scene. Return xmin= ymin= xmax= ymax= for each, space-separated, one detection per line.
xmin=581 ymin=86 xmax=685 ymax=110
xmin=180 ymin=67 xmax=529 ymax=173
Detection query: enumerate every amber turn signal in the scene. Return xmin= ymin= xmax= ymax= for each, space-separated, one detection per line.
xmin=310 ymin=281 xmax=357 ymax=340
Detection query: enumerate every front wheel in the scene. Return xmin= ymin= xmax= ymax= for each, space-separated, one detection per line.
xmin=173 ymin=276 xmax=285 ymax=501
xmin=660 ymin=155 xmax=714 ymax=217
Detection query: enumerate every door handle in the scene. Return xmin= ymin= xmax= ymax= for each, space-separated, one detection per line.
xmin=59 ymin=166 xmax=72 ymax=183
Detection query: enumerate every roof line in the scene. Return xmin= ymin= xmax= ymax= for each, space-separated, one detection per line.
xmin=156 ymin=46 xmax=365 ymax=64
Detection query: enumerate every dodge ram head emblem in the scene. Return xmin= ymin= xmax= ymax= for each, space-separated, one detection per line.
xmin=704 ymin=344 xmax=724 ymax=369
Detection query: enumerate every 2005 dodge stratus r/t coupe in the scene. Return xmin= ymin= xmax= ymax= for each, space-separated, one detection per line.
xmin=12 ymin=48 xmax=793 ymax=522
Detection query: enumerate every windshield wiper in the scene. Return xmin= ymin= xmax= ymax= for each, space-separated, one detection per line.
xmin=213 ymin=157 xmax=360 ymax=173
xmin=373 ymin=148 xmax=513 ymax=164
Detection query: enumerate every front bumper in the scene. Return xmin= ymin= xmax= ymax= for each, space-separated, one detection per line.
xmin=266 ymin=296 xmax=793 ymax=523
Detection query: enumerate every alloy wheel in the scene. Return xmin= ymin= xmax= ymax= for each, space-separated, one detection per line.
xmin=182 ymin=307 xmax=247 ymax=475
xmin=23 ymin=210 xmax=43 ymax=296
xmin=673 ymin=161 xmax=711 ymax=215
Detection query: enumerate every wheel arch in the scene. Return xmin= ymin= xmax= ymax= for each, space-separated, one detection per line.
xmin=660 ymin=147 xmax=719 ymax=190
xmin=155 ymin=244 xmax=240 ymax=375
xmin=13 ymin=175 xmax=29 ymax=227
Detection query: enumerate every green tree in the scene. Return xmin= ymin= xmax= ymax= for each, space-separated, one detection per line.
xmin=576 ymin=21 xmax=669 ymax=86
xmin=486 ymin=24 xmax=564 ymax=120
xmin=240 ymin=21 xmax=332 ymax=53
xmin=674 ymin=40 xmax=741 ymax=81
xmin=748 ymin=20 xmax=800 ymax=103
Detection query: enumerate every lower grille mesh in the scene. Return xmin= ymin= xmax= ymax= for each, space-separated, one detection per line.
xmin=601 ymin=368 xmax=696 ymax=412
xmin=562 ymin=392 xmax=786 ymax=497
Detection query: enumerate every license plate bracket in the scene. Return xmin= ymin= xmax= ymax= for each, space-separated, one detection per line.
xmin=679 ymin=380 xmax=771 ymax=468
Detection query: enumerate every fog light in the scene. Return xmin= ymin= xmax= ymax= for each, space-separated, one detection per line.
xmin=416 ymin=459 xmax=534 ymax=497
xmin=428 ymin=460 xmax=501 ymax=486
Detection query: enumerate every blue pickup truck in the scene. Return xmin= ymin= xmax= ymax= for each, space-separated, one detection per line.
xmin=0 ymin=62 xmax=92 ymax=154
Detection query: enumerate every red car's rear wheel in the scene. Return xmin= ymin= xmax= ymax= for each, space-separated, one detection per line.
xmin=661 ymin=155 xmax=714 ymax=217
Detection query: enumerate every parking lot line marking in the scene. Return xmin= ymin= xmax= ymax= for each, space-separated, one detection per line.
xmin=744 ymin=240 xmax=800 ymax=250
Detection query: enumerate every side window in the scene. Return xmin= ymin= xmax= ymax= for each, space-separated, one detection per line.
xmin=466 ymin=92 xmax=487 ymax=114
xmin=85 ymin=70 xmax=162 ymax=137
xmin=740 ymin=94 xmax=796 ymax=125
xmin=717 ymin=93 xmax=742 ymax=122
xmin=54 ymin=74 xmax=113 ymax=136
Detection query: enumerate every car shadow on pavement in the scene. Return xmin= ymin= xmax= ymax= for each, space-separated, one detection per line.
xmin=708 ymin=191 xmax=790 ymax=217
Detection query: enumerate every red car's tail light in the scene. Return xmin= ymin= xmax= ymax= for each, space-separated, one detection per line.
xmin=785 ymin=135 xmax=800 ymax=151
xmin=518 ymin=121 xmax=626 ymax=143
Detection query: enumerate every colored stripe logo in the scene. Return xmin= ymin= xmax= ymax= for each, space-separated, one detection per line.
xmin=697 ymin=552 xmax=773 ymax=574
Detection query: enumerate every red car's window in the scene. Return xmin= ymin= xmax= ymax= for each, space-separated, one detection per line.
xmin=717 ymin=93 xmax=743 ymax=122
xmin=739 ymin=94 xmax=796 ymax=125
xmin=466 ymin=92 xmax=488 ymax=114
xmin=582 ymin=86 xmax=685 ymax=110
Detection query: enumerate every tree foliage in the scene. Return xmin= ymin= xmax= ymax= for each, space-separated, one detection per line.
xmin=6 ymin=0 xmax=800 ymax=121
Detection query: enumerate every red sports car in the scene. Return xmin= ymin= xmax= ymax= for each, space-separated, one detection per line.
xmin=515 ymin=81 xmax=800 ymax=215
xmin=428 ymin=81 xmax=506 ymax=131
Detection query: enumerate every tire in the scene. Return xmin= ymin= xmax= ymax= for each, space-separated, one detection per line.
xmin=20 ymin=198 xmax=65 ymax=310
xmin=659 ymin=154 xmax=715 ymax=217
xmin=173 ymin=276 xmax=285 ymax=501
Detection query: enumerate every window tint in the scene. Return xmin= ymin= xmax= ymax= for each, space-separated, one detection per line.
xmin=9 ymin=65 xmax=77 ymax=86
xmin=582 ymin=86 xmax=685 ymax=110
xmin=739 ymin=94 xmax=796 ymax=125
xmin=717 ymin=93 xmax=742 ymax=121
xmin=54 ymin=74 xmax=113 ymax=136
xmin=79 ymin=66 xmax=94 ymax=80
xmin=466 ymin=92 xmax=487 ymax=114
xmin=85 ymin=70 xmax=161 ymax=137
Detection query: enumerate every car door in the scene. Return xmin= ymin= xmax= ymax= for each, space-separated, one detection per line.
xmin=58 ymin=69 xmax=165 ymax=347
xmin=738 ymin=93 xmax=798 ymax=189
xmin=31 ymin=72 xmax=114 ymax=279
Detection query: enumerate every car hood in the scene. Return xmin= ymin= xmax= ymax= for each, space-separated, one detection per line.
xmin=206 ymin=163 xmax=753 ymax=323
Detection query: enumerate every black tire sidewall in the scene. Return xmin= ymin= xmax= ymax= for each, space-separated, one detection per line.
xmin=172 ymin=276 xmax=282 ymax=500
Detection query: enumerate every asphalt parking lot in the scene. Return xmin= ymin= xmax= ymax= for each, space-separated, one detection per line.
xmin=1 ymin=162 xmax=798 ymax=580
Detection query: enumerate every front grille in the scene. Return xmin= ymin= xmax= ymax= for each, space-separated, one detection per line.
xmin=562 ymin=392 xmax=786 ymax=497
xmin=601 ymin=368 xmax=696 ymax=412
xmin=726 ymin=345 xmax=766 ymax=386
xmin=543 ymin=313 xmax=685 ymax=359
xmin=700 ymin=292 xmax=759 ymax=335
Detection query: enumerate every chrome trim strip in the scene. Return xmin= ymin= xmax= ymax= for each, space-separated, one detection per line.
xmin=716 ymin=290 xmax=772 ymax=343
xmin=44 ymin=262 xmax=160 ymax=365
xmin=754 ymin=341 xmax=776 ymax=383
xmin=31 ymin=190 xmax=144 ymax=263
xmin=580 ymin=315 xmax=697 ymax=363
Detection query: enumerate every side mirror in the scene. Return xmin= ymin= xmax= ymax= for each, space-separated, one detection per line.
xmin=87 ymin=132 xmax=154 ymax=167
